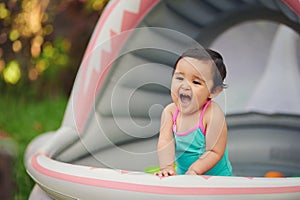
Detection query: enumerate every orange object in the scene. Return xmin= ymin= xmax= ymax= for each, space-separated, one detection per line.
xmin=264 ymin=171 xmax=284 ymax=178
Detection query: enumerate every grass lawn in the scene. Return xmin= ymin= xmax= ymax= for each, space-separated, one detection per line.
xmin=0 ymin=94 xmax=68 ymax=200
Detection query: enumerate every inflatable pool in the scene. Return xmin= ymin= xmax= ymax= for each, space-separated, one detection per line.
xmin=25 ymin=0 xmax=300 ymax=199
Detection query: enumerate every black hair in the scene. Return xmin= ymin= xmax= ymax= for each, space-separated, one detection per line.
xmin=173 ymin=48 xmax=227 ymax=91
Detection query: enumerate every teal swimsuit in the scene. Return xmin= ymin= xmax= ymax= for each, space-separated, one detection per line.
xmin=173 ymin=100 xmax=232 ymax=176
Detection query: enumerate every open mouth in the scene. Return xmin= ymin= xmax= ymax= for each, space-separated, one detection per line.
xmin=180 ymin=93 xmax=192 ymax=105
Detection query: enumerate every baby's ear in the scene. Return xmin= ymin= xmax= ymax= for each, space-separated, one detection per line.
xmin=209 ymin=86 xmax=223 ymax=98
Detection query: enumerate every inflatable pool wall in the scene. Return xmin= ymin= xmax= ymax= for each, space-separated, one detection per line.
xmin=25 ymin=0 xmax=300 ymax=199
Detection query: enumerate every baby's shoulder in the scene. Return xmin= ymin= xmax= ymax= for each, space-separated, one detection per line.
xmin=164 ymin=103 xmax=177 ymax=116
xmin=206 ymin=101 xmax=225 ymax=116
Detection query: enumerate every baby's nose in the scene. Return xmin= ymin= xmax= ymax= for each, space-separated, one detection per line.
xmin=181 ymin=80 xmax=191 ymax=90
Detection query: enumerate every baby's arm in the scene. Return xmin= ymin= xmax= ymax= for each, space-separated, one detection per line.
xmin=155 ymin=104 xmax=177 ymax=177
xmin=186 ymin=102 xmax=227 ymax=175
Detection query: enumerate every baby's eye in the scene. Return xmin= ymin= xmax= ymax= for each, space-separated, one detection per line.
xmin=193 ymin=80 xmax=201 ymax=85
xmin=176 ymin=77 xmax=184 ymax=81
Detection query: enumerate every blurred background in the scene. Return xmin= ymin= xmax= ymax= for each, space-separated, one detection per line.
xmin=0 ymin=0 xmax=108 ymax=199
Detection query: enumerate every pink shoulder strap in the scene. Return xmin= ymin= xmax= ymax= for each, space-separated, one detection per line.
xmin=173 ymin=108 xmax=179 ymax=125
xmin=199 ymin=100 xmax=211 ymax=135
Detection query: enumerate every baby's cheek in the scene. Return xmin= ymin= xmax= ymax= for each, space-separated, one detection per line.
xmin=206 ymin=80 xmax=214 ymax=93
xmin=171 ymin=92 xmax=178 ymax=103
xmin=170 ymin=85 xmax=177 ymax=97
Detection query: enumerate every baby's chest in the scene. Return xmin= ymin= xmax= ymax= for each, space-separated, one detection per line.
xmin=175 ymin=130 xmax=206 ymax=149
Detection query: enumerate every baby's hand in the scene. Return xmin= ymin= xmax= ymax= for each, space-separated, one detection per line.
xmin=154 ymin=167 xmax=177 ymax=177
xmin=185 ymin=164 xmax=200 ymax=175
xmin=185 ymin=169 xmax=198 ymax=175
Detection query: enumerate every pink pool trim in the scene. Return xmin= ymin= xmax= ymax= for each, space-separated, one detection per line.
xmin=31 ymin=153 xmax=300 ymax=196
xmin=283 ymin=0 xmax=300 ymax=16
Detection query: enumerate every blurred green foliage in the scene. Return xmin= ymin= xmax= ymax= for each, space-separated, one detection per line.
xmin=0 ymin=0 xmax=109 ymax=199
xmin=0 ymin=94 xmax=68 ymax=199
xmin=0 ymin=0 xmax=109 ymax=98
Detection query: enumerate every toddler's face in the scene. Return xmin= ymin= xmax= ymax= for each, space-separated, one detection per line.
xmin=171 ymin=57 xmax=214 ymax=114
